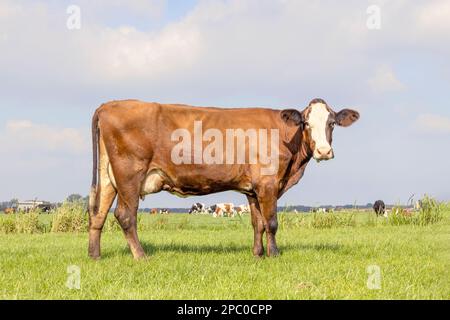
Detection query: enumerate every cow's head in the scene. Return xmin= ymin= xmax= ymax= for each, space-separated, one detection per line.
xmin=281 ymin=98 xmax=359 ymax=161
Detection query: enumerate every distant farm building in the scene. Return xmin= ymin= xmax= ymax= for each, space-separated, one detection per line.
xmin=17 ymin=200 xmax=54 ymax=212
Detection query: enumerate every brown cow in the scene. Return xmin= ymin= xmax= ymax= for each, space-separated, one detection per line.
xmin=88 ymin=98 xmax=359 ymax=259
xmin=213 ymin=203 xmax=235 ymax=217
xmin=4 ymin=208 xmax=15 ymax=214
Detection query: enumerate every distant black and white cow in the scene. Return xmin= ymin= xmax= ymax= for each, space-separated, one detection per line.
xmin=188 ymin=203 xmax=208 ymax=214
xmin=373 ymin=200 xmax=386 ymax=216
xmin=208 ymin=204 xmax=217 ymax=214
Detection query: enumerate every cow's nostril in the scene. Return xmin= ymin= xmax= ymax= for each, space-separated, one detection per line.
xmin=316 ymin=148 xmax=333 ymax=159
xmin=317 ymin=148 xmax=331 ymax=156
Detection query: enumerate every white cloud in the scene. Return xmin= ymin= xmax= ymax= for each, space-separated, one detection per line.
xmin=2 ymin=2 xmax=450 ymax=74
xmin=2 ymin=0 xmax=450 ymax=102
xmin=415 ymin=0 xmax=450 ymax=36
xmin=368 ymin=65 xmax=406 ymax=93
xmin=0 ymin=0 xmax=202 ymax=87
xmin=0 ymin=120 xmax=88 ymax=154
xmin=415 ymin=114 xmax=450 ymax=134
xmin=0 ymin=1 xmax=21 ymax=18
xmin=88 ymin=21 xmax=202 ymax=79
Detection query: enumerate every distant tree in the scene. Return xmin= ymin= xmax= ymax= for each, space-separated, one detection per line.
xmin=9 ymin=198 xmax=19 ymax=208
xmin=66 ymin=194 xmax=83 ymax=203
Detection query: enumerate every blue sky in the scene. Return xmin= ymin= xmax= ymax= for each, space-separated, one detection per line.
xmin=1 ymin=0 xmax=449 ymax=207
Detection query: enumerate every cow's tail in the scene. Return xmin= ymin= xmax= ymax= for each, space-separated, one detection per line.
xmin=89 ymin=110 xmax=100 ymax=216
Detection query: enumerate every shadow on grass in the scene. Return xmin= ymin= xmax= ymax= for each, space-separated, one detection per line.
xmin=286 ymin=243 xmax=343 ymax=252
xmin=142 ymin=242 xmax=248 ymax=254
xmin=103 ymin=241 xmax=343 ymax=258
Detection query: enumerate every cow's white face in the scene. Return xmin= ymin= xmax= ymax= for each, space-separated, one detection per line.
xmin=306 ymin=102 xmax=334 ymax=161
xmin=280 ymin=99 xmax=360 ymax=162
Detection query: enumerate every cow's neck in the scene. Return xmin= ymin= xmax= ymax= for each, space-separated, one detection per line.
xmin=279 ymin=128 xmax=313 ymax=197
xmin=291 ymin=132 xmax=314 ymax=177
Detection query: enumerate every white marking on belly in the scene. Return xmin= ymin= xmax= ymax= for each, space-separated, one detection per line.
xmin=240 ymin=182 xmax=253 ymax=192
xmin=107 ymin=163 xmax=117 ymax=189
xmin=141 ymin=169 xmax=165 ymax=196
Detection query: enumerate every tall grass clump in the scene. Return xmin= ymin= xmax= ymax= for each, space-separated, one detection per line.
xmin=278 ymin=212 xmax=306 ymax=229
xmin=51 ymin=201 xmax=88 ymax=233
xmin=309 ymin=212 xmax=356 ymax=229
xmin=387 ymin=206 xmax=412 ymax=226
xmin=278 ymin=212 xmax=293 ymax=229
xmin=0 ymin=216 xmax=16 ymax=234
xmin=310 ymin=213 xmax=337 ymax=229
xmin=416 ymin=195 xmax=443 ymax=226
xmin=15 ymin=211 xmax=44 ymax=234
xmin=387 ymin=196 xmax=443 ymax=226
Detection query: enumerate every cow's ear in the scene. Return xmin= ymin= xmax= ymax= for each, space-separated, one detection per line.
xmin=336 ymin=109 xmax=360 ymax=127
xmin=281 ymin=109 xmax=303 ymax=127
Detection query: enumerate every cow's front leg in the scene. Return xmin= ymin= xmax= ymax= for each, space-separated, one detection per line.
xmin=256 ymin=182 xmax=279 ymax=257
xmin=247 ymin=195 xmax=264 ymax=257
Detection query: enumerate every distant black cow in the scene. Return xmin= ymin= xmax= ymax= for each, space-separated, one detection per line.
xmin=373 ymin=200 xmax=386 ymax=216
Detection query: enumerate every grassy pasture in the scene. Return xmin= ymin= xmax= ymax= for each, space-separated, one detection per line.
xmin=0 ymin=208 xmax=449 ymax=300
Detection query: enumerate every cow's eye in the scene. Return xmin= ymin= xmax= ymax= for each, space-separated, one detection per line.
xmin=304 ymin=122 xmax=310 ymax=127
xmin=329 ymin=121 xmax=336 ymax=128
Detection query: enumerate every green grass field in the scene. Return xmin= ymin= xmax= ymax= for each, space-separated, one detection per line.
xmin=0 ymin=209 xmax=449 ymax=300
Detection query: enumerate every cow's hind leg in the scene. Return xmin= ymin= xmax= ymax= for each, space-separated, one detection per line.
xmin=112 ymin=165 xmax=147 ymax=260
xmin=88 ymin=136 xmax=117 ymax=259
xmin=247 ymin=195 xmax=264 ymax=257
xmin=115 ymin=193 xmax=145 ymax=260
xmin=88 ymin=182 xmax=116 ymax=259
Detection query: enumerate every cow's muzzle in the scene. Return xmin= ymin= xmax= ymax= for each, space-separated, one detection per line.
xmin=314 ymin=147 xmax=334 ymax=161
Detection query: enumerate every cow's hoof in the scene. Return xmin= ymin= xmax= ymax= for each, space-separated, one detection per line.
xmin=267 ymin=248 xmax=280 ymax=258
xmin=253 ymin=254 xmax=265 ymax=260
xmin=89 ymin=254 xmax=101 ymax=261
xmin=253 ymin=246 xmax=264 ymax=258
xmin=133 ymin=254 xmax=148 ymax=261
